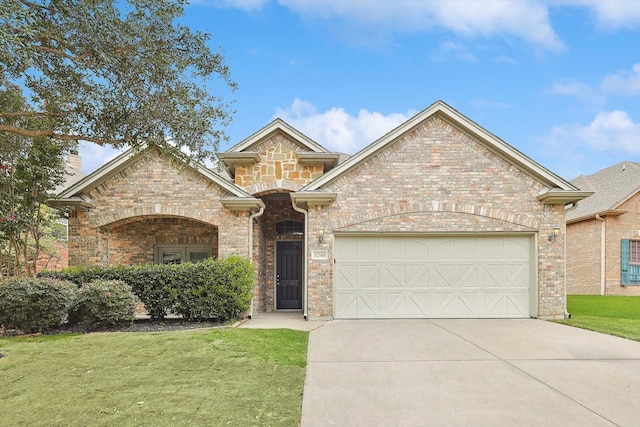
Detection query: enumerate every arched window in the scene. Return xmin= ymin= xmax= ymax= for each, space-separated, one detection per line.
xmin=276 ymin=220 xmax=304 ymax=236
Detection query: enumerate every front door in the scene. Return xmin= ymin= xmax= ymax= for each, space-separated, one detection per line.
xmin=276 ymin=241 xmax=303 ymax=309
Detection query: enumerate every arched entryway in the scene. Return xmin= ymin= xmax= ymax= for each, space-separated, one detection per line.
xmin=100 ymin=215 xmax=219 ymax=266
xmin=251 ymin=192 xmax=305 ymax=312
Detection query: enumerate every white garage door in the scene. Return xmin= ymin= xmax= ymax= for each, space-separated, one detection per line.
xmin=334 ymin=235 xmax=533 ymax=319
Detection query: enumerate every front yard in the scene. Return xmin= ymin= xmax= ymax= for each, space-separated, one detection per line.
xmin=0 ymin=328 xmax=308 ymax=426
xmin=556 ymin=295 xmax=640 ymax=342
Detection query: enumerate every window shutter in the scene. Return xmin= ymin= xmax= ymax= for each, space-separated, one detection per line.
xmin=621 ymin=239 xmax=630 ymax=285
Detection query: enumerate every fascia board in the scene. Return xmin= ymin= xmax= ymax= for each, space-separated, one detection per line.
xmin=304 ymin=100 xmax=578 ymax=192
xmin=612 ymin=187 xmax=640 ymax=210
xmin=57 ymin=147 xmax=142 ymax=198
xmin=537 ymin=190 xmax=594 ymax=205
xmin=58 ymin=144 xmax=250 ymax=199
xmin=220 ymin=197 xmax=266 ymax=211
xmin=566 ymin=209 xmax=627 ymax=225
xmin=47 ymin=197 xmax=94 ymax=211
xmin=290 ymin=191 xmax=337 ymax=206
xmin=226 ymin=118 xmax=328 ymax=153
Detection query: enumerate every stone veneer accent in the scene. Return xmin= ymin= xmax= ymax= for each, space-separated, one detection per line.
xmin=302 ymin=116 xmax=567 ymax=320
xmin=233 ymin=133 xmax=324 ymax=190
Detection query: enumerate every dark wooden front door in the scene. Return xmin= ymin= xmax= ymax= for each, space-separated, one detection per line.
xmin=276 ymin=241 xmax=303 ymax=309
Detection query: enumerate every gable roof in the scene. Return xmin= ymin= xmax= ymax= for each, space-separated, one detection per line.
xmin=303 ymin=100 xmax=584 ymax=202
xmin=54 ymin=145 xmax=252 ymax=202
xmin=566 ymin=161 xmax=640 ymax=223
xmin=225 ymin=118 xmax=329 ymax=153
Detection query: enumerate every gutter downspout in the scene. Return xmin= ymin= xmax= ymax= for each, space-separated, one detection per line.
xmin=596 ymin=214 xmax=606 ymax=296
xmin=248 ymin=205 xmax=265 ymax=319
xmin=291 ymin=200 xmax=308 ymax=320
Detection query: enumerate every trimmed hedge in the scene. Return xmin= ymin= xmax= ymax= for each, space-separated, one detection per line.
xmin=70 ymin=280 xmax=137 ymax=327
xmin=0 ymin=277 xmax=77 ymax=333
xmin=40 ymin=256 xmax=254 ymax=321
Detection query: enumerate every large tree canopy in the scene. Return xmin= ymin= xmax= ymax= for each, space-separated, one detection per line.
xmin=0 ymin=0 xmax=236 ymax=162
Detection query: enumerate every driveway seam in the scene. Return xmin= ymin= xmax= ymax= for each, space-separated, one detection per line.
xmin=430 ymin=320 xmax=621 ymax=427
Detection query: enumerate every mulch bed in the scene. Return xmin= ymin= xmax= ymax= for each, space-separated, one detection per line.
xmin=1 ymin=318 xmax=224 ymax=337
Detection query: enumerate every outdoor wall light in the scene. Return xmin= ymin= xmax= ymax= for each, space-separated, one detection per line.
xmin=548 ymin=225 xmax=561 ymax=242
xmin=318 ymin=229 xmax=324 ymax=243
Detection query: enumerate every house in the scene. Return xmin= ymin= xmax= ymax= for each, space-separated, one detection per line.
xmin=566 ymin=161 xmax=640 ymax=296
xmin=52 ymin=101 xmax=590 ymax=320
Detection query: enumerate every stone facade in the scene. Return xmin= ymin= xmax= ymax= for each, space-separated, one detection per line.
xmin=234 ymin=134 xmax=324 ymax=192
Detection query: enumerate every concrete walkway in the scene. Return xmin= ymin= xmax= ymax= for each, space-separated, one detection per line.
xmin=238 ymin=311 xmax=326 ymax=332
xmin=300 ymin=319 xmax=640 ymax=427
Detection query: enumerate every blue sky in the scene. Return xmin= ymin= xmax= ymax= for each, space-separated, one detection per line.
xmin=80 ymin=0 xmax=640 ymax=182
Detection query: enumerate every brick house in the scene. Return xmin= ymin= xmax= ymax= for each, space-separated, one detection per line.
xmin=566 ymin=161 xmax=640 ymax=296
xmin=53 ymin=101 xmax=590 ymax=320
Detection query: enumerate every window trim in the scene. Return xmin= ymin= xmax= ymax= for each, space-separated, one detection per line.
xmin=154 ymin=244 xmax=212 ymax=265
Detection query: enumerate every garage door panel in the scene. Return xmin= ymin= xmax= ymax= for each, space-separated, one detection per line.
xmin=484 ymin=291 xmax=529 ymax=316
xmin=335 ymin=235 xmax=532 ymax=319
xmin=387 ymin=291 xmax=430 ymax=316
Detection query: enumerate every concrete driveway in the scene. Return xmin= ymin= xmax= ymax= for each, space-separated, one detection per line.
xmin=300 ymin=319 xmax=640 ymax=427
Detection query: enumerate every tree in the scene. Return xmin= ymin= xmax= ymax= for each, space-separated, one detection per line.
xmin=0 ymin=0 xmax=236 ymax=163
xmin=0 ymin=94 xmax=73 ymax=275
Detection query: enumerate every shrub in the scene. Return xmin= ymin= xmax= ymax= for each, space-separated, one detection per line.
xmin=172 ymin=256 xmax=254 ymax=321
xmin=39 ymin=255 xmax=255 ymax=322
xmin=70 ymin=280 xmax=137 ymax=328
xmin=0 ymin=277 xmax=77 ymax=333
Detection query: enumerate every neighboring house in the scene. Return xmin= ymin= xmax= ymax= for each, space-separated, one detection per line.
xmin=36 ymin=150 xmax=85 ymax=272
xmin=566 ymin=161 xmax=640 ymax=296
xmin=51 ymin=101 xmax=590 ymax=320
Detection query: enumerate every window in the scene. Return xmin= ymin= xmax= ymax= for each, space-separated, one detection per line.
xmin=631 ymin=240 xmax=640 ymax=264
xmin=154 ymin=245 xmax=212 ymax=265
xmin=276 ymin=220 xmax=304 ymax=236
xmin=621 ymin=239 xmax=640 ymax=285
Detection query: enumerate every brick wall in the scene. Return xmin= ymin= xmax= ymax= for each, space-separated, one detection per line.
xmin=68 ymin=149 xmax=248 ymax=267
xmin=604 ymin=194 xmax=640 ymax=296
xmin=566 ymin=219 xmax=602 ymax=294
xmin=566 ymin=193 xmax=640 ymax=296
xmin=304 ymin=116 xmax=567 ymax=319
xmin=102 ymin=217 xmax=218 ymax=265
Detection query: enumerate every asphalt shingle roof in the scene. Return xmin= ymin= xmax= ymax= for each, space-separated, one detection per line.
xmin=567 ymin=161 xmax=640 ymax=221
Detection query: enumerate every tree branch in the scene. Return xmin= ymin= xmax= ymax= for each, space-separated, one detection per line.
xmin=0 ymin=124 xmax=133 ymax=145
xmin=0 ymin=111 xmax=64 ymax=118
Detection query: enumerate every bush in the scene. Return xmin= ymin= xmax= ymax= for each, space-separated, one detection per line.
xmin=172 ymin=256 xmax=254 ymax=321
xmin=0 ymin=277 xmax=77 ymax=333
xmin=70 ymin=280 xmax=137 ymax=328
xmin=39 ymin=256 xmax=255 ymax=322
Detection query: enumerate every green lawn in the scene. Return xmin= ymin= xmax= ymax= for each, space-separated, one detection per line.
xmin=0 ymin=328 xmax=308 ymax=426
xmin=556 ymin=295 xmax=640 ymax=341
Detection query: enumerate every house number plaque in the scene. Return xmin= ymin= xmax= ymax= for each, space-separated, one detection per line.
xmin=311 ymin=250 xmax=328 ymax=260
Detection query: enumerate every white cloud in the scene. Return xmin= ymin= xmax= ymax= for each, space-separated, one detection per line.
xmin=274 ymin=99 xmax=417 ymax=153
xmin=276 ymin=0 xmax=564 ymax=51
xmin=77 ymin=142 xmax=123 ymax=174
xmin=546 ymin=110 xmax=640 ymax=155
xmin=551 ymin=63 xmax=640 ymax=104
xmin=601 ymin=63 xmax=640 ymax=96
xmin=555 ymin=0 xmax=640 ymax=29
xmin=431 ymin=41 xmax=478 ymax=62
